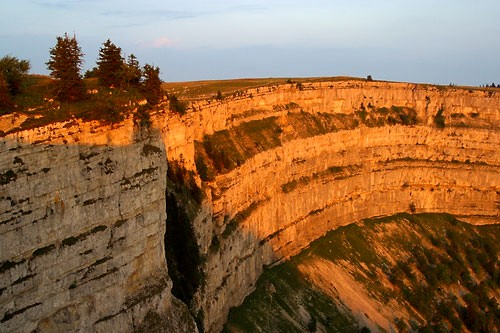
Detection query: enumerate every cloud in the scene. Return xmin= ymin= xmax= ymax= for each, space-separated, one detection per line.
xmin=30 ymin=0 xmax=99 ymax=9
xmin=153 ymin=37 xmax=177 ymax=48
xmin=139 ymin=37 xmax=180 ymax=49
xmin=100 ymin=9 xmax=200 ymax=21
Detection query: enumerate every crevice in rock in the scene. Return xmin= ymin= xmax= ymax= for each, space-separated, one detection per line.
xmin=163 ymin=161 xmax=205 ymax=330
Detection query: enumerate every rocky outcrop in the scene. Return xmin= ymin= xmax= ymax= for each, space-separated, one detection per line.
xmin=158 ymin=80 xmax=500 ymax=332
xmin=0 ymin=117 xmax=196 ymax=332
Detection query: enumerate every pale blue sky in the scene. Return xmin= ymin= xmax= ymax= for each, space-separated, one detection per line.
xmin=1 ymin=1 xmax=499 ymax=84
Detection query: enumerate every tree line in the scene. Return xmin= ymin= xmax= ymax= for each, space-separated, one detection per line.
xmin=47 ymin=33 xmax=163 ymax=104
xmin=1 ymin=33 xmax=163 ymax=108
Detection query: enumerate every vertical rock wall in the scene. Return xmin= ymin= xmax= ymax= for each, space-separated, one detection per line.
xmin=0 ymin=118 xmax=196 ymax=332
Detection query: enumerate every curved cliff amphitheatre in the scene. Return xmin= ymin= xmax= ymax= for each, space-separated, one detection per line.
xmin=1 ymin=77 xmax=499 ymax=332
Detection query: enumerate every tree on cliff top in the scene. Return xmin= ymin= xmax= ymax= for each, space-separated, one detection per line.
xmin=123 ymin=53 xmax=142 ymax=87
xmin=46 ymin=33 xmax=85 ymax=102
xmin=0 ymin=55 xmax=31 ymax=96
xmin=142 ymin=63 xmax=163 ymax=105
xmin=96 ymin=39 xmax=124 ymax=88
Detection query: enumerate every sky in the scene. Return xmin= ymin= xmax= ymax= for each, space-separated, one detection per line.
xmin=1 ymin=0 xmax=499 ymax=85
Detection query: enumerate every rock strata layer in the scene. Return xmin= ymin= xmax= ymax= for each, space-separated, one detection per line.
xmin=0 ymin=118 xmax=196 ymax=332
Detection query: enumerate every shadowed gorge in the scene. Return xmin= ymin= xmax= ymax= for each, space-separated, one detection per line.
xmin=164 ymin=162 xmax=204 ymax=306
xmin=1 ymin=79 xmax=499 ymax=332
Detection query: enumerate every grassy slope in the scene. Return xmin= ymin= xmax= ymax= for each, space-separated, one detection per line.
xmin=224 ymin=213 xmax=500 ymax=333
xmin=0 ymin=76 xmax=151 ymax=134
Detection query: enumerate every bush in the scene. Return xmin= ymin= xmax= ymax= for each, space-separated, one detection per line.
xmin=134 ymin=105 xmax=152 ymax=128
xmin=195 ymin=156 xmax=212 ymax=181
xmin=0 ymin=72 xmax=13 ymax=108
xmin=434 ymin=106 xmax=446 ymax=128
xmin=169 ymin=94 xmax=186 ymax=115
xmin=0 ymin=55 xmax=30 ymax=96
xmin=216 ymin=90 xmax=223 ymax=100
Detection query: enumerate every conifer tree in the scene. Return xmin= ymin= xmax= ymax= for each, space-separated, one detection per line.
xmin=96 ymin=39 xmax=124 ymax=88
xmin=84 ymin=67 xmax=98 ymax=79
xmin=46 ymin=33 xmax=85 ymax=102
xmin=142 ymin=64 xmax=163 ymax=105
xmin=123 ymin=54 xmax=142 ymax=87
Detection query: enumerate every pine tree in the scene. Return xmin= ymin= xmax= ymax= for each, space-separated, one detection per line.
xmin=142 ymin=64 xmax=163 ymax=105
xmin=46 ymin=33 xmax=85 ymax=102
xmin=96 ymin=39 xmax=124 ymax=88
xmin=123 ymin=54 xmax=142 ymax=87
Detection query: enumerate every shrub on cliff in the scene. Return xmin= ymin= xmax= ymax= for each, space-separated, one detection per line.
xmin=434 ymin=106 xmax=446 ymax=128
xmin=0 ymin=72 xmax=13 ymax=109
xmin=169 ymin=94 xmax=187 ymax=115
xmin=0 ymin=55 xmax=31 ymax=96
xmin=46 ymin=33 xmax=86 ymax=102
xmin=133 ymin=104 xmax=152 ymax=128
xmin=216 ymin=90 xmax=223 ymax=100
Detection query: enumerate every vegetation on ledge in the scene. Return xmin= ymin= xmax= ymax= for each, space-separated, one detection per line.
xmin=0 ymin=75 xmax=159 ymax=134
xmin=0 ymin=34 xmax=165 ymax=136
xmin=195 ymin=106 xmax=418 ymax=180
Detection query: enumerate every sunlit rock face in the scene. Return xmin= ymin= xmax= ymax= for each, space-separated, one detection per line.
xmin=161 ymin=80 xmax=500 ymax=332
xmin=0 ymin=80 xmax=499 ymax=333
xmin=0 ymin=118 xmax=196 ymax=332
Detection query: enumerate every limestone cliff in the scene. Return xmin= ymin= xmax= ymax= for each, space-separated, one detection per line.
xmin=160 ymin=80 xmax=500 ymax=332
xmin=0 ymin=117 xmax=196 ymax=332
xmin=0 ymin=79 xmax=499 ymax=333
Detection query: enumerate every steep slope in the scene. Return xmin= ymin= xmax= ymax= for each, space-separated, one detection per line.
xmin=224 ymin=213 xmax=500 ymax=332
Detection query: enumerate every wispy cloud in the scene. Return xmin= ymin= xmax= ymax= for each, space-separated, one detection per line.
xmin=152 ymin=37 xmax=179 ymax=48
xmin=100 ymin=9 xmax=201 ymax=21
xmin=30 ymin=0 xmax=71 ymax=9
xmin=138 ymin=36 xmax=180 ymax=49
xmin=30 ymin=0 xmax=98 ymax=10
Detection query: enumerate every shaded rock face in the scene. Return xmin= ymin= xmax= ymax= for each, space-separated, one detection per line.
xmin=160 ymin=81 xmax=500 ymax=332
xmin=0 ymin=118 xmax=196 ymax=332
xmin=0 ymin=80 xmax=499 ymax=333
